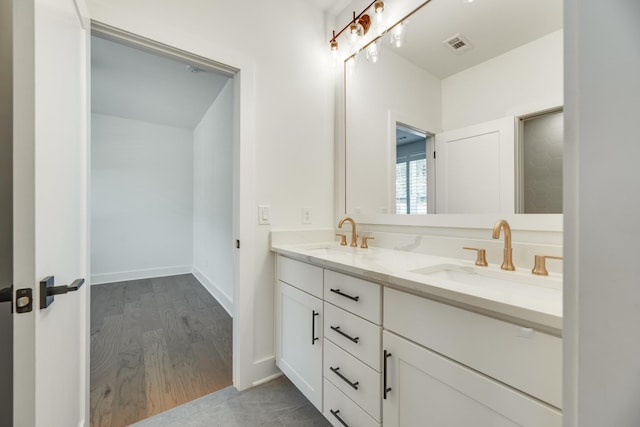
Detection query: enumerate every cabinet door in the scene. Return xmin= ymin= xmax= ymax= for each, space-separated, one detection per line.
xmin=382 ymin=331 xmax=561 ymax=427
xmin=277 ymin=281 xmax=323 ymax=410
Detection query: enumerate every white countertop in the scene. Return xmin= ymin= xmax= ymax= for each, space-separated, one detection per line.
xmin=271 ymin=242 xmax=562 ymax=334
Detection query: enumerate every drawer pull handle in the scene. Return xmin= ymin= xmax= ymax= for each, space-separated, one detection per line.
xmin=311 ymin=310 xmax=319 ymax=345
xmin=330 ymin=409 xmax=349 ymax=427
xmin=330 ymin=288 xmax=360 ymax=302
xmin=383 ymin=350 xmax=392 ymax=399
xmin=329 ymin=366 xmax=359 ymax=390
xmin=330 ymin=325 xmax=360 ymax=343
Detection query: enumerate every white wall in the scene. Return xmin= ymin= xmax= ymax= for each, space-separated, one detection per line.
xmin=564 ymin=0 xmax=640 ymax=425
xmin=91 ymin=114 xmax=194 ymax=283
xmin=86 ymin=0 xmax=335 ymax=388
xmin=442 ymin=30 xmax=563 ymax=130
xmin=0 ymin=0 xmax=12 ymax=421
xmin=346 ymin=47 xmax=441 ymax=214
xmin=192 ymin=79 xmax=234 ymax=314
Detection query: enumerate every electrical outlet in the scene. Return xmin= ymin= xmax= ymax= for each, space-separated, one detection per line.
xmin=302 ymin=207 xmax=312 ymax=224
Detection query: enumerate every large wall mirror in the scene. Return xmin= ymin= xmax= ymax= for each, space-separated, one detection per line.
xmin=343 ymin=0 xmax=563 ymax=230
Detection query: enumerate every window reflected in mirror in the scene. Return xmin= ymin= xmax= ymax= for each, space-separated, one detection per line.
xmin=395 ymin=124 xmax=433 ymax=215
xmin=518 ymin=109 xmax=563 ymax=214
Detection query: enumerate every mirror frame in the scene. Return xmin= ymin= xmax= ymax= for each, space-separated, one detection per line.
xmin=335 ymin=0 xmax=563 ymax=232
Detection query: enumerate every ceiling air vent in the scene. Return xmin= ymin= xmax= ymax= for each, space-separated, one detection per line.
xmin=443 ymin=33 xmax=473 ymax=54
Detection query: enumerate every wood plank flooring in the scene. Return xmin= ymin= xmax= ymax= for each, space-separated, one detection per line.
xmin=90 ymin=274 xmax=232 ymax=427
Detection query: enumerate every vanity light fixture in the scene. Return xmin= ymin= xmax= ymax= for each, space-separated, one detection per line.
xmin=330 ymin=31 xmax=339 ymax=58
xmin=329 ymin=0 xmax=383 ymax=55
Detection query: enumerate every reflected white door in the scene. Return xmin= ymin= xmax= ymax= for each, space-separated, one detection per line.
xmin=435 ymin=116 xmax=515 ymax=214
xmin=13 ymin=0 xmax=90 ymax=426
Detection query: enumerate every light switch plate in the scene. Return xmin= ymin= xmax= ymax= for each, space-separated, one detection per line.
xmin=258 ymin=205 xmax=270 ymax=225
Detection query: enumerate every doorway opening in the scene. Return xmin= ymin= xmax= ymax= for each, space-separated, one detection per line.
xmin=395 ymin=123 xmax=435 ymax=215
xmin=89 ymin=25 xmax=239 ymax=426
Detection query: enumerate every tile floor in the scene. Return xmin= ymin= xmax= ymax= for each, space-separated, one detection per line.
xmin=130 ymin=376 xmax=331 ymax=427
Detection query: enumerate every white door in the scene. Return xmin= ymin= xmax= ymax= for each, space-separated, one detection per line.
xmin=382 ymin=331 xmax=561 ymax=427
xmin=13 ymin=0 xmax=90 ymax=426
xmin=435 ymin=116 xmax=515 ymax=214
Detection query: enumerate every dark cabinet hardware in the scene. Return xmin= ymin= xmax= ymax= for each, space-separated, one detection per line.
xmin=330 ymin=409 xmax=349 ymax=427
xmin=0 ymin=285 xmax=11 ymax=304
xmin=311 ymin=310 xmax=320 ymax=345
xmin=330 ymin=325 xmax=360 ymax=343
xmin=330 ymin=288 xmax=360 ymax=301
xmin=40 ymin=276 xmax=85 ymax=309
xmin=383 ymin=350 xmax=392 ymax=399
xmin=330 ymin=366 xmax=359 ymax=390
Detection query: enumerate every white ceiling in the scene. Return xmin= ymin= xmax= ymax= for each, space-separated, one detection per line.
xmin=91 ymin=1 xmax=561 ymax=128
xmin=378 ymin=0 xmax=563 ymax=78
xmin=306 ymin=0 xmax=351 ymax=14
xmin=91 ymin=36 xmax=231 ymax=129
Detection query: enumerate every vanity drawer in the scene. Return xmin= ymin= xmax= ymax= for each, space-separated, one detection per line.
xmin=384 ymin=287 xmax=562 ymax=409
xmin=324 ymin=302 xmax=381 ymax=371
xmin=324 ymin=270 xmax=381 ymax=324
xmin=324 ymin=339 xmax=381 ymax=421
xmin=324 ymin=378 xmax=380 ymax=427
xmin=277 ymin=256 xmax=323 ymax=299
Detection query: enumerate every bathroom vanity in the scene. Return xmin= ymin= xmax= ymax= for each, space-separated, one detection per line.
xmin=272 ymin=241 xmax=562 ymax=427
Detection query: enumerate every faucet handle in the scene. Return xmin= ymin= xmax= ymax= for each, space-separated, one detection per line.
xmin=361 ymin=236 xmax=375 ymax=249
xmin=463 ymin=247 xmax=488 ymax=267
xmin=336 ymin=233 xmax=348 ymax=246
xmin=532 ymin=255 xmax=563 ymax=276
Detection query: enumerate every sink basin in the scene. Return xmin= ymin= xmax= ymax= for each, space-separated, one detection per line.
xmin=303 ymin=244 xmax=369 ymax=256
xmin=410 ymin=263 xmax=561 ymax=290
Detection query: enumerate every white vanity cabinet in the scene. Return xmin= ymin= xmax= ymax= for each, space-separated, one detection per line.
xmin=382 ymin=287 xmax=562 ymax=427
xmin=275 ymin=255 xmax=382 ymax=426
xmin=274 ymin=254 xmax=562 ymax=426
xmin=276 ymin=256 xmax=324 ymax=410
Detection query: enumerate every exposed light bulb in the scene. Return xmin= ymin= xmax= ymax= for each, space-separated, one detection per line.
xmin=349 ymin=21 xmax=359 ymax=43
xmin=374 ymin=1 xmax=384 ymax=24
xmin=365 ymin=40 xmax=380 ymax=64
xmin=390 ymin=21 xmax=407 ymax=48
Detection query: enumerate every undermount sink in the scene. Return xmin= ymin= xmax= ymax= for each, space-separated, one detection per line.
xmin=303 ymin=244 xmax=370 ymax=256
xmin=410 ymin=263 xmax=561 ymax=290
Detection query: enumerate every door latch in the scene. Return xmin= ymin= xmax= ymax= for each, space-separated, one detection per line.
xmin=16 ymin=288 xmax=33 ymax=313
xmin=40 ymin=276 xmax=85 ymax=309
xmin=2 ymin=286 xmax=33 ymax=313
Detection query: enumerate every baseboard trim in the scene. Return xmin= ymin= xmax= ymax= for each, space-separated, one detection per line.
xmin=91 ymin=265 xmax=192 ymax=285
xmin=192 ymin=267 xmax=233 ymax=317
xmin=252 ymin=371 xmax=283 ymax=387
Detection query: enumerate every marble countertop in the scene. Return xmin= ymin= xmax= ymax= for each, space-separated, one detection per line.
xmin=271 ymin=242 xmax=562 ymax=334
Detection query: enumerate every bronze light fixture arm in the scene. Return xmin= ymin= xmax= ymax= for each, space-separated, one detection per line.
xmin=329 ymin=0 xmax=380 ymax=46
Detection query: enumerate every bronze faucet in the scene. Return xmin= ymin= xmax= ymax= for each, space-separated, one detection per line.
xmin=492 ymin=219 xmax=515 ymax=271
xmin=338 ymin=216 xmax=358 ymax=247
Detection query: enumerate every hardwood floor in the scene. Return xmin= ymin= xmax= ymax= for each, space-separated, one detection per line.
xmin=90 ymin=274 xmax=232 ymax=427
